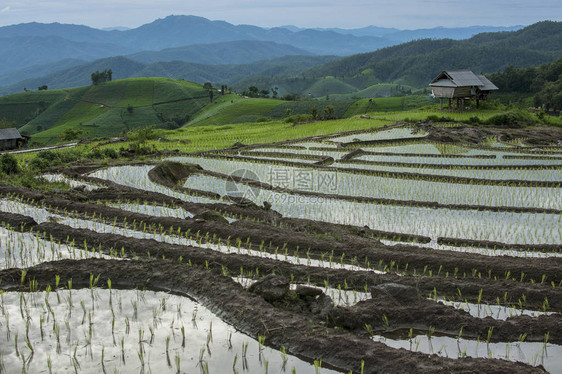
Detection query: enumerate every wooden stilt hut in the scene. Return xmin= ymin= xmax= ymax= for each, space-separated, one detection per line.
xmin=429 ymin=70 xmax=498 ymax=110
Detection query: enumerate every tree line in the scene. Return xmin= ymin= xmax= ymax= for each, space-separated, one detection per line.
xmin=488 ymin=58 xmax=562 ymax=110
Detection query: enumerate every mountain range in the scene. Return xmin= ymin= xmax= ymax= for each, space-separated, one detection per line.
xmin=1 ymin=16 xmax=560 ymax=97
xmin=0 ymin=15 xmax=523 ymax=79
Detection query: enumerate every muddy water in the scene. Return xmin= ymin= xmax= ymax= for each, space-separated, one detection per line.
xmin=372 ymin=332 xmax=561 ymax=373
xmin=0 ymin=289 xmax=342 ymax=373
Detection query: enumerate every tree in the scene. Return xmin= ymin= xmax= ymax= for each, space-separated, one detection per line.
xmin=0 ymin=153 xmax=19 ymax=175
xmin=323 ymin=105 xmax=335 ymax=119
xmin=91 ymin=69 xmax=113 ymax=85
xmin=59 ymin=128 xmax=83 ymax=142
xmin=209 ymin=89 xmax=214 ymax=102
xmin=247 ymin=86 xmax=259 ymax=97
xmin=310 ymin=107 xmax=318 ymax=120
xmin=38 ymin=85 xmax=48 ymax=91
xmin=203 ymin=82 xmax=213 ymax=91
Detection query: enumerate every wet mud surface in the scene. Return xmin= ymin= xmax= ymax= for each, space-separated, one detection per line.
xmin=1 ymin=122 xmax=561 ymax=372
xmin=0 ymin=259 xmax=549 ymax=373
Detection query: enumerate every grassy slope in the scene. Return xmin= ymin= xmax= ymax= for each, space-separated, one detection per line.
xmin=135 ymin=106 xmax=529 ymax=155
xmin=139 ymin=117 xmax=392 ymax=154
xmin=3 ymin=74 xmax=489 ymax=149
xmin=328 ymin=83 xmax=417 ymax=100
xmin=305 ymin=77 xmax=358 ymax=97
xmin=345 ymin=95 xmax=434 ymax=116
xmin=4 ymin=78 xmax=209 ymax=144
xmin=267 ymin=100 xmax=356 ymax=118
xmin=186 ymin=95 xmax=284 ymax=127
xmin=0 ymin=89 xmax=71 ymax=127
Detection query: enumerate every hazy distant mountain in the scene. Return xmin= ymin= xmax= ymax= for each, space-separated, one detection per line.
xmin=0 ymin=21 xmax=117 ymax=43
xmin=282 ymin=25 xmax=523 ymax=40
xmin=0 ymin=56 xmax=146 ymax=95
xmin=0 ymin=15 xmax=388 ymax=55
xmin=282 ymin=25 xmax=400 ymax=37
xmin=0 ymin=15 xmax=539 ymax=94
xmin=0 ymin=58 xmax=85 ymax=87
xmin=110 ymin=15 xmax=391 ymax=55
xmin=383 ymin=25 xmax=524 ymax=43
xmin=0 ymin=15 xmax=388 ymax=79
xmin=127 ymin=40 xmax=313 ymax=65
xmin=0 ymin=55 xmax=338 ymax=95
xmin=101 ymin=26 xmax=131 ymax=31
xmin=0 ymin=35 xmax=131 ymax=75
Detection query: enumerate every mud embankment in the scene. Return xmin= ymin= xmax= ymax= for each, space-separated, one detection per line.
xmin=2 ymin=209 xmax=562 ymax=312
xmin=0 ymin=259 xmax=549 ymax=374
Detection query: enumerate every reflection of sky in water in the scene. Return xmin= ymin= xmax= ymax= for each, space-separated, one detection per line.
xmin=1 ymin=289 xmax=343 ymax=373
xmin=373 ymin=333 xmax=561 ymax=373
xmin=179 ymin=173 xmax=562 ymax=246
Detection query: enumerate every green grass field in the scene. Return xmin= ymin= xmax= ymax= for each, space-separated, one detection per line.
xmin=328 ymin=83 xmax=417 ymax=101
xmin=2 ymin=78 xmax=211 ymax=144
xmin=3 ymin=76 xmax=540 ymax=149
xmin=267 ymin=99 xmax=356 ymax=118
xmin=305 ymin=77 xmax=358 ymax=97
xmin=186 ymin=96 xmax=283 ymax=127
xmin=344 ymin=95 xmax=435 ymax=116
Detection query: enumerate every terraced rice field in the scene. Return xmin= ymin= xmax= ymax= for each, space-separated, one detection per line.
xmin=0 ymin=123 xmax=561 ymax=373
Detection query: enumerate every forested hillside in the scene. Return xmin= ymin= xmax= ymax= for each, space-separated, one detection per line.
xmin=488 ymin=58 xmax=562 ymax=109
xmin=291 ymin=21 xmax=562 ymax=88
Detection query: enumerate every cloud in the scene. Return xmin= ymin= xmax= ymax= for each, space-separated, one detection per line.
xmin=1 ymin=6 xmax=10 ymax=12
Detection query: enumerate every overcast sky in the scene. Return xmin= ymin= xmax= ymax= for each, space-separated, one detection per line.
xmin=0 ymin=0 xmax=560 ymax=30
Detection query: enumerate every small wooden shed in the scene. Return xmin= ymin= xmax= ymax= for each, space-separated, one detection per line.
xmin=430 ymin=70 xmax=498 ymax=110
xmin=0 ymin=128 xmax=28 ymax=151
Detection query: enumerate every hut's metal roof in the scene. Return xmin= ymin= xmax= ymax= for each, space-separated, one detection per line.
xmin=430 ymin=70 xmax=498 ymax=90
xmin=477 ymin=75 xmax=499 ymax=90
xmin=430 ymin=79 xmax=457 ymax=88
xmin=0 ymin=128 xmax=22 ymax=140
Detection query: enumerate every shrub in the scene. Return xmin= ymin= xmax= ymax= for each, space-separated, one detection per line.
xmin=103 ymin=148 xmax=119 ymax=159
xmin=284 ymin=114 xmax=313 ymax=124
xmin=28 ymin=157 xmax=50 ymax=171
xmin=30 ymin=149 xmax=81 ymax=170
xmin=0 ymin=153 xmax=19 ymax=175
xmin=485 ymin=110 xmax=534 ymax=127
xmin=36 ymin=150 xmax=58 ymax=162
xmin=59 ymin=128 xmax=83 ymax=142
xmin=159 ymin=121 xmax=181 ymax=130
xmin=86 ymin=148 xmax=104 ymax=159
xmin=468 ymin=116 xmax=482 ymax=124
xmin=58 ymin=150 xmax=81 ymax=163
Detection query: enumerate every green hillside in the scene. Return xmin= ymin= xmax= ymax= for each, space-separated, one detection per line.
xmin=344 ymin=95 xmax=434 ymax=116
xmin=186 ymin=95 xmax=284 ymax=127
xmin=0 ymin=77 xmax=209 ymax=143
xmin=327 ymin=83 xmax=417 ymax=100
xmin=235 ymin=21 xmax=562 ymax=95
xmin=0 ymin=76 xmax=451 ymax=146
xmin=304 ymin=77 xmax=358 ymax=97
xmin=305 ymin=21 xmax=562 ymax=88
